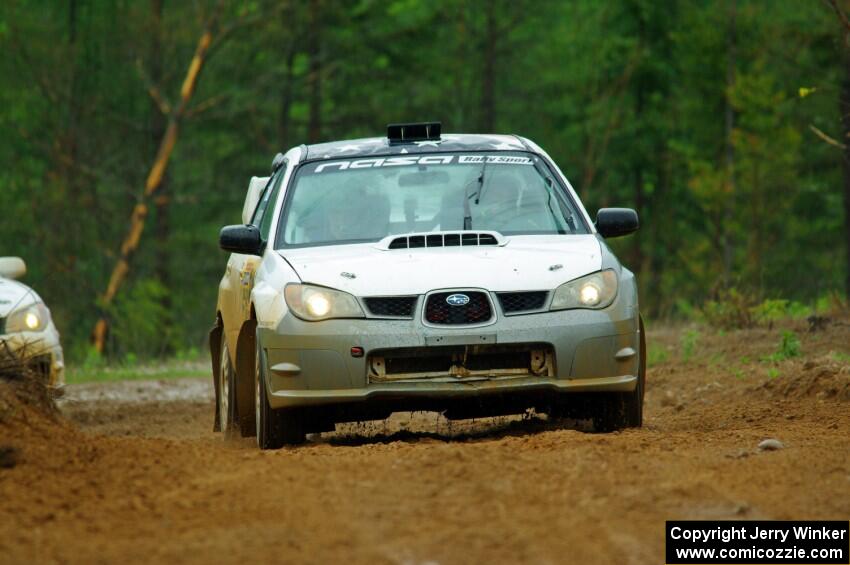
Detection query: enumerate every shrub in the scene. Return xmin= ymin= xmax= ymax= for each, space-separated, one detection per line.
xmin=761 ymin=330 xmax=802 ymax=363
xmin=751 ymin=299 xmax=810 ymax=326
xmin=647 ymin=343 xmax=669 ymax=367
xmin=680 ymin=329 xmax=700 ymax=362
xmin=701 ymin=288 xmax=755 ymax=329
xmin=815 ymin=292 xmax=848 ymax=316
xmin=702 ymin=291 xmax=828 ymax=330
xmin=778 ymin=330 xmax=802 ymax=359
xmin=109 ymin=279 xmax=182 ymax=360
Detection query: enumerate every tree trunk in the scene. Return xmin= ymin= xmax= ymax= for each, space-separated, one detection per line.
xmin=842 ymin=52 xmax=850 ymax=299
xmin=632 ymin=11 xmax=646 ymax=280
xmin=722 ymin=0 xmax=737 ymax=287
xmin=307 ymin=0 xmax=322 ymax=143
xmin=44 ymin=0 xmax=83 ymax=321
xmin=649 ymin=144 xmax=670 ymax=316
xmin=91 ymin=9 xmax=221 ymax=354
xmin=479 ymin=0 xmax=496 ymax=132
xmin=278 ymin=39 xmax=297 ymax=149
xmin=54 ymin=0 xmax=82 ymax=258
xmin=150 ymin=0 xmax=173 ymax=354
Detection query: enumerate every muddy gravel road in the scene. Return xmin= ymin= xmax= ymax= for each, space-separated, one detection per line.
xmin=1 ymin=322 xmax=849 ymax=564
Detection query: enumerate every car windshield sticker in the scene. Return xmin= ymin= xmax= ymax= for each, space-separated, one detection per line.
xmin=312 ymin=154 xmax=534 ymax=174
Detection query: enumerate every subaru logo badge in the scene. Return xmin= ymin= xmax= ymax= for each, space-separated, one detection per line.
xmin=446 ymin=293 xmax=470 ymax=306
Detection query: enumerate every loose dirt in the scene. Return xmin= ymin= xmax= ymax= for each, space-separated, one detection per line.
xmin=1 ymin=321 xmax=849 ymax=564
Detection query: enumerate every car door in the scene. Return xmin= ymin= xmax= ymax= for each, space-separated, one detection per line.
xmin=220 ymin=166 xmax=285 ymax=352
xmin=221 ymin=167 xmax=286 ymax=356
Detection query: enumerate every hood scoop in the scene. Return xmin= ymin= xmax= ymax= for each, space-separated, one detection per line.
xmin=380 ymin=231 xmax=506 ymax=251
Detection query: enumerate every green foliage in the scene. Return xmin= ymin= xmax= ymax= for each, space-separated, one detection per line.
xmin=831 ymin=351 xmax=850 ymax=363
xmin=815 ymin=292 xmax=849 ymax=316
xmin=647 ymin=343 xmax=669 ymax=367
xmin=708 ymin=352 xmax=726 ymax=367
xmin=778 ymin=330 xmax=802 ymax=359
xmin=702 ymin=289 xmax=755 ymax=329
xmin=673 ymin=299 xmax=699 ymax=321
xmin=175 ymin=347 xmax=201 ymax=362
xmin=680 ymin=329 xmax=700 ymax=362
xmin=762 ymin=330 xmax=802 ymax=363
xmin=751 ymin=299 xmax=811 ymax=324
xmin=79 ymin=346 xmax=106 ymax=372
xmin=109 ymin=279 xmax=181 ymax=360
xmin=67 ymin=359 xmax=209 ymax=384
xmin=704 ymin=294 xmax=827 ymax=330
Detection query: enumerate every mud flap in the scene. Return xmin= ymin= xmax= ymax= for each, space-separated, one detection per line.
xmin=235 ymin=319 xmax=258 ymax=437
xmin=209 ymin=323 xmax=223 ymax=433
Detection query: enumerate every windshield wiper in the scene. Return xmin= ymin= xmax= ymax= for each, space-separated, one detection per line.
xmin=462 ymin=181 xmax=474 ymax=230
xmin=462 ymin=157 xmax=489 ymax=230
xmin=474 ymin=157 xmax=489 ymax=205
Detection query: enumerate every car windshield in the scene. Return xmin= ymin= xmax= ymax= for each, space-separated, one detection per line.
xmin=276 ymin=151 xmax=588 ymax=248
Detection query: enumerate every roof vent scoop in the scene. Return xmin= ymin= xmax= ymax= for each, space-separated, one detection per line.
xmin=387 ymin=122 xmax=441 ymax=145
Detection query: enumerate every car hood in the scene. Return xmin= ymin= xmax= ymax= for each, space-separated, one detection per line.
xmin=0 ymin=277 xmax=38 ymax=317
xmin=279 ymin=235 xmax=603 ymax=296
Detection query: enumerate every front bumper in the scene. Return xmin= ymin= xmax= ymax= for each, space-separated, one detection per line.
xmin=257 ymin=288 xmax=640 ymax=410
xmin=0 ymin=330 xmax=65 ymax=389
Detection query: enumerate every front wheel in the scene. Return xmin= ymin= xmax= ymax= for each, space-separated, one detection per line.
xmin=592 ymin=316 xmax=646 ymax=432
xmin=255 ymin=337 xmax=306 ymax=449
xmin=219 ymin=334 xmax=239 ymax=440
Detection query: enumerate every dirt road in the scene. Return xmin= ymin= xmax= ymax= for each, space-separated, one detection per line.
xmin=1 ymin=322 xmax=849 ymax=564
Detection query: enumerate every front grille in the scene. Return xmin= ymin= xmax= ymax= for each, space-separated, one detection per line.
xmin=424 ymin=291 xmax=493 ymax=325
xmin=498 ymin=291 xmax=548 ymax=314
xmin=388 ymin=232 xmax=499 ymax=249
xmin=363 ymin=296 xmax=418 ymax=318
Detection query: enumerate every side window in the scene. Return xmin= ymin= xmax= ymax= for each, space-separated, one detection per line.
xmin=252 ymin=165 xmax=286 ymax=239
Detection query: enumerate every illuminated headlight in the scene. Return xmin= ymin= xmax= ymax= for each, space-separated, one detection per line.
xmin=5 ymin=302 xmax=50 ymax=333
xmin=284 ymin=284 xmax=364 ymax=321
xmin=550 ymin=270 xmax=618 ymax=311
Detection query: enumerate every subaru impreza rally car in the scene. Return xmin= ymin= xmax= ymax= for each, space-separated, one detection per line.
xmin=212 ymin=123 xmax=644 ymax=449
xmin=0 ymin=257 xmax=65 ymax=392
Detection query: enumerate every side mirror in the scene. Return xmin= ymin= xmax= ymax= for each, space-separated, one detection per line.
xmin=596 ymin=208 xmax=639 ymax=238
xmin=0 ymin=257 xmax=26 ymax=280
xmin=219 ymin=225 xmax=264 ymax=255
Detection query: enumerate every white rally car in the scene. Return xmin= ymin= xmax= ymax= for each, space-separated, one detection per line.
xmin=212 ymin=123 xmax=644 ymax=449
xmin=0 ymin=257 xmax=65 ymax=392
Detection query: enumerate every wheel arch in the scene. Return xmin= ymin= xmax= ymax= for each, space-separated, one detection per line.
xmin=209 ymin=312 xmax=224 ymax=432
xmin=234 ymin=306 xmax=258 ymax=437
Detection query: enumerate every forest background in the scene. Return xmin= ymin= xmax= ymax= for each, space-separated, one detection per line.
xmin=1 ymin=0 xmax=848 ymax=363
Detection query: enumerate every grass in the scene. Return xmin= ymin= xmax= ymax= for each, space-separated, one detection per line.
xmin=760 ymin=330 xmax=802 ymax=363
xmin=647 ymin=343 xmax=669 ymax=367
xmin=66 ymin=359 xmax=210 ymax=384
xmin=680 ymin=329 xmax=700 ymax=362
xmin=830 ymin=351 xmax=850 ymax=364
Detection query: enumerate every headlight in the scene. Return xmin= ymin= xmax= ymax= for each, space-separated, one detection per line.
xmin=5 ymin=302 xmax=50 ymax=333
xmin=550 ymin=269 xmax=618 ymax=311
xmin=283 ymin=284 xmax=364 ymax=321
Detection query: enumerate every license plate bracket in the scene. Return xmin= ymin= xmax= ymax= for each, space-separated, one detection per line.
xmin=424 ymin=333 xmax=496 ymax=347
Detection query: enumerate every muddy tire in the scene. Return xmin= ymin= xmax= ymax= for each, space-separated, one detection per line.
xmin=255 ymin=337 xmax=306 ymax=449
xmin=219 ymin=334 xmax=239 ymax=440
xmin=592 ymin=316 xmax=646 ymax=432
